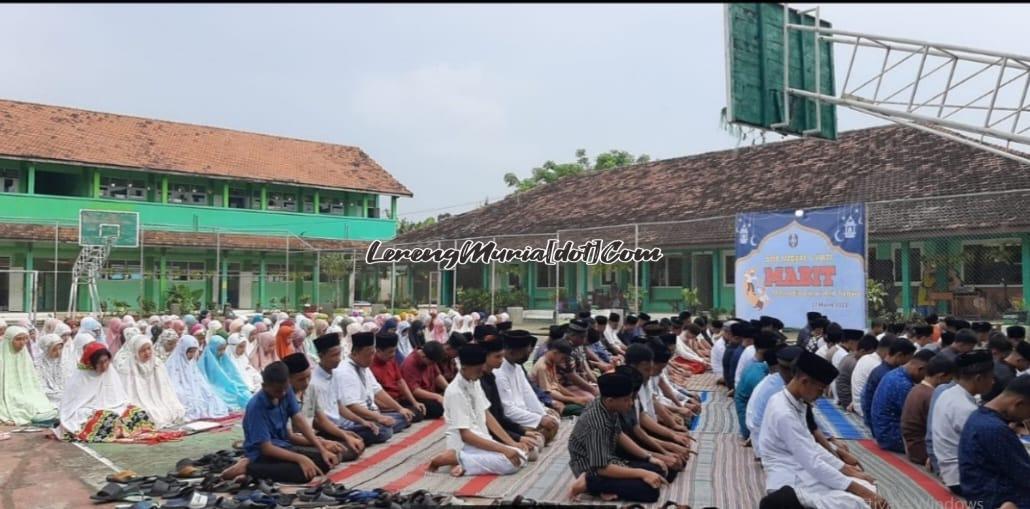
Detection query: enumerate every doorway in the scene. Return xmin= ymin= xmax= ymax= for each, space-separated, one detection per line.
xmin=692 ymin=253 xmax=714 ymax=309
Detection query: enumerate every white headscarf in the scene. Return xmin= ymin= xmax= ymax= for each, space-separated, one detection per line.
xmin=116 ymin=335 xmax=186 ymax=429
xmin=63 ymin=332 xmax=97 ymax=382
xmin=155 ymin=329 xmax=179 ymax=361
xmin=240 ymin=323 xmax=257 ymax=357
xmin=80 ymin=316 xmax=104 ymax=343
xmin=163 ymin=335 xmax=230 ymax=421
xmin=113 ymin=327 xmax=142 ymax=374
xmin=60 ymin=346 xmax=130 ymax=435
xmin=227 ymin=333 xmax=261 ymax=392
xmin=34 ymin=333 xmax=65 ymax=407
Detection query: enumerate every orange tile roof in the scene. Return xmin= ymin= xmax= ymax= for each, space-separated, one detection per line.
xmin=0 ymin=99 xmax=412 ymax=196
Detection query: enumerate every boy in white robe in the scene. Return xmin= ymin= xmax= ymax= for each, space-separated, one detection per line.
xmin=758 ymin=350 xmax=887 ymax=509
xmin=429 ymin=343 xmax=528 ymax=476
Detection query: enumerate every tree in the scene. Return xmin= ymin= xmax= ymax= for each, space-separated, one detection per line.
xmin=397 ymin=216 xmax=437 ymax=235
xmin=502 ymin=148 xmax=651 ymax=193
xmin=320 ymin=253 xmax=354 ymax=308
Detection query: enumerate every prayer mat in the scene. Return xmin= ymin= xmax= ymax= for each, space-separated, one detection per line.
xmin=324 ymin=419 xmax=447 ymax=485
xmin=845 ymin=439 xmax=965 ymax=509
xmin=354 ymin=418 xmax=577 ymax=499
xmin=668 ymin=371 xmax=720 ymax=392
xmin=691 ymin=390 xmax=739 ymax=435
xmin=812 ymin=398 xmax=871 ymax=440
xmin=513 ymin=431 xmax=763 ymax=508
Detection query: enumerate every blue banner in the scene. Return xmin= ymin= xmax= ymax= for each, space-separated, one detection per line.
xmin=735 ymin=204 xmax=867 ymax=330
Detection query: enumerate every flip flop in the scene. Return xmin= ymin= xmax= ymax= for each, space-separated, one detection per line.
xmin=114 ymin=501 xmax=159 ymax=509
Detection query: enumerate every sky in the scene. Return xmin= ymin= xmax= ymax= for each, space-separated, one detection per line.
xmin=2 ymin=3 xmax=1029 ymax=221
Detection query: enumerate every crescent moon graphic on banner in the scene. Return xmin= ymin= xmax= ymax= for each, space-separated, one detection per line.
xmin=833 ymin=228 xmax=844 ymax=243
xmin=750 ymin=234 xmax=758 ymax=247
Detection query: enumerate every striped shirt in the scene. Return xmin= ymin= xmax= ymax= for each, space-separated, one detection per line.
xmin=568 ymin=398 xmax=626 ymax=477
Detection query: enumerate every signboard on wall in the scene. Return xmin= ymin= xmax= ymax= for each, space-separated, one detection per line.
xmin=735 ymin=204 xmax=866 ymax=329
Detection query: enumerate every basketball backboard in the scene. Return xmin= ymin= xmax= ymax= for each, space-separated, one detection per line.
xmin=724 ymin=3 xmax=837 ymax=140
xmin=79 ymin=209 xmax=140 ymax=247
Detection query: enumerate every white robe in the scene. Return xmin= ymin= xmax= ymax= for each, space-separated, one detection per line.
xmin=60 ymin=363 xmax=130 ymax=435
xmin=758 ymin=389 xmax=874 ymax=509
xmin=850 ymin=353 xmax=882 ymax=416
xmin=443 ymin=374 xmax=525 ymax=476
xmin=711 ymin=337 xmax=726 ymax=378
xmin=494 ymin=359 xmax=547 ymax=428
xmin=735 ymin=345 xmax=757 ymax=386
xmin=116 ymin=336 xmax=187 ymax=428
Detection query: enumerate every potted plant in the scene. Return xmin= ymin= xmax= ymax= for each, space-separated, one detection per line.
xmin=681 ymin=287 xmax=702 ymax=315
xmin=165 ymin=283 xmax=203 ymax=315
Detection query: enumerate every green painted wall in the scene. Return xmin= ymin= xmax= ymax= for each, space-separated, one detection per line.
xmin=0 ymin=193 xmax=395 ymax=241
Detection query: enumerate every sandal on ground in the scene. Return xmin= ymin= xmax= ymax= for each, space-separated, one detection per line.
xmin=113 ymin=501 xmax=159 ymax=509
xmin=90 ymin=483 xmax=147 ymax=504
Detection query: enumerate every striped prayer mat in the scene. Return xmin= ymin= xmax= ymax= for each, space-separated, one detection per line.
xmin=691 ymin=390 xmax=740 ymax=435
xmin=670 ymin=372 xmax=721 ymax=392
xmin=357 ymin=417 xmax=578 ymax=498
xmin=845 ymin=439 xmax=966 ymax=508
xmin=325 ymin=419 xmax=446 ymax=485
xmin=812 ymin=398 xmax=871 ymax=440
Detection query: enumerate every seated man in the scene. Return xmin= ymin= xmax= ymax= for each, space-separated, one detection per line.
xmin=735 ymin=330 xmax=779 ymax=441
xmin=837 ymin=334 xmax=878 ymax=411
xmin=901 ymin=353 xmax=954 ymax=466
xmin=758 ymin=351 xmax=885 ymax=509
xmin=440 ymin=332 xmax=467 ymax=383
xmin=959 ymin=375 xmax=1030 ymax=509
xmin=479 ymin=337 xmax=543 ymax=459
xmin=400 ymin=341 xmax=448 ymax=419
xmin=654 ymin=333 xmax=702 ymax=418
xmin=239 ymin=361 xmax=339 ymax=483
xmin=746 ymin=345 xmax=802 ymax=460
xmin=429 ymin=343 xmax=528 ymax=477
xmin=568 ymin=371 xmax=673 ymax=503
xmin=533 ymin=339 xmax=592 ymax=416
xmin=870 ymin=349 xmax=934 ymax=452
xmin=335 ymin=332 xmax=415 ymax=445
xmin=633 ymin=340 xmax=694 ymax=462
xmin=862 ymin=338 xmax=916 ymax=430
xmin=931 ymin=350 xmax=996 ymax=495
xmin=494 ymin=329 xmax=561 ymax=444
xmin=283 ymin=352 xmax=363 ymax=462
xmin=370 ymin=331 xmax=433 ymax=421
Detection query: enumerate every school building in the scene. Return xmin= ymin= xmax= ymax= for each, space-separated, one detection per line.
xmin=0 ymin=99 xmax=411 ymax=314
xmin=393 ymin=125 xmax=1030 ymax=322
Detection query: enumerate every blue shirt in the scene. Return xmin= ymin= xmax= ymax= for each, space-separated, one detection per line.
xmin=925 ymin=380 xmax=956 ymax=472
xmin=735 ymin=361 xmax=769 ymax=439
xmin=590 ymin=341 xmax=612 ymax=363
xmin=959 ymin=407 xmax=1030 ymax=509
xmin=242 ymin=386 xmax=302 ymax=461
xmin=870 ymin=367 xmax=915 ymax=452
xmin=747 ymin=373 xmax=785 ymax=458
xmin=724 ymin=344 xmax=743 ymax=391
xmin=862 ymin=361 xmax=892 ymax=430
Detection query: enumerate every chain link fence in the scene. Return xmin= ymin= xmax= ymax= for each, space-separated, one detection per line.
xmin=377 ymin=191 xmax=1030 ymax=326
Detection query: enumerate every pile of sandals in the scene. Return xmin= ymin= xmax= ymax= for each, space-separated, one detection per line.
xmin=89 ymin=450 xmax=454 ymax=509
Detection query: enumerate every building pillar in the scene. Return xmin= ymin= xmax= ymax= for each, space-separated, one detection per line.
xmin=258 ymin=253 xmax=267 ymax=310
xmin=23 ymin=246 xmax=33 ymax=312
xmin=161 ymin=176 xmax=169 ymax=204
xmin=577 ymin=263 xmax=587 ymax=305
xmin=640 ymin=261 xmax=651 ymax=311
xmin=1022 ymin=234 xmax=1030 ymax=312
xmin=390 ymin=196 xmax=398 ymax=220
xmin=222 ymin=183 xmax=229 ymax=208
xmin=901 ymin=241 xmax=912 ymax=315
xmin=220 ymin=256 xmax=229 ymax=307
xmin=26 ymin=165 xmax=35 ymax=194
xmin=712 ymin=248 xmax=722 ymax=311
xmin=158 ymin=252 xmax=167 ymax=309
xmin=362 ymin=195 xmax=369 ymax=217
xmin=313 ymin=191 xmax=320 ymax=215
xmin=92 ymin=170 xmax=101 ymax=198
xmin=313 ymin=251 xmax=320 ymax=309
xmin=441 ymin=270 xmax=454 ymax=307
xmin=260 ymin=185 xmax=268 ymax=211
